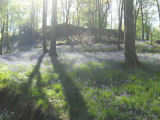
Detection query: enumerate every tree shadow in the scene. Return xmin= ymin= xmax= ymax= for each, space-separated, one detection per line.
xmin=20 ymin=54 xmax=59 ymax=120
xmin=50 ymin=57 xmax=93 ymax=120
xmin=27 ymin=54 xmax=45 ymax=88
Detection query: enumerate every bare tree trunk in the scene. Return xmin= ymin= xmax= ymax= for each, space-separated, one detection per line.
xmin=117 ymin=0 xmax=124 ymax=50
xmin=156 ymin=0 xmax=160 ymax=28
xmin=101 ymin=0 xmax=104 ymax=35
xmin=110 ymin=1 xmax=113 ymax=29
xmin=65 ymin=0 xmax=71 ymax=40
xmin=94 ymin=0 xmax=98 ymax=41
xmin=42 ymin=0 xmax=48 ymax=53
xmin=134 ymin=0 xmax=140 ymax=39
xmin=151 ymin=33 xmax=153 ymax=45
xmin=49 ymin=0 xmax=57 ymax=57
xmin=76 ymin=0 xmax=82 ymax=46
xmin=140 ymin=0 xmax=144 ymax=40
xmin=124 ymin=0 xmax=141 ymax=67
xmin=66 ymin=0 xmax=68 ymax=24
xmin=0 ymin=23 xmax=5 ymax=55
xmin=145 ymin=14 xmax=149 ymax=40
xmin=31 ymin=0 xmax=35 ymax=41
xmin=61 ymin=0 xmax=65 ymax=23
xmin=6 ymin=11 xmax=10 ymax=52
xmin=98 ymin=0 xmax=102 ymax=42
xmin=104 ymin=0 xmax=110 ymax=29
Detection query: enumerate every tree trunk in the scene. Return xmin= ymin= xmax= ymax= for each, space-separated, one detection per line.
xmin=31 ymin=0 xmax=35 ymax=41
xmin=117 ymin=0 xmax=124 ymax=51
xmin=98 ymin=0 xmax=102 ymax=42
xmin=42 ymin=0 xmax=48 ymax=53
xmin=111 ymin=2 xmax=113 ymax=29
xmin=104 ymin=0 xmax=110 ymax=29
xmin=6 ymin=11 xmax=10 ymax=52
xmin=151 ymin=33 xmax=153 ymax=45
xmin=145 ymin=14 xmax=149 ymax=40
xmin=0 ymin=23 xmax=5 ymax=55
xmin=65 ymin=0 xmax=71 ymax=40
xmin=94 ymin=0 xmax=98 ymax=41
xmin=156 ymin=0 xmax=160 ymax=28
xmin=124 ymin=0 xmax=140 ymax=67
xmin=76 ymin=0 xmax=82 ymax=46
xmin=134 ymin=1 xmax=140 ymax=39
xmin=49 ymin=0 xmax=57 ymax=57
xmin=140 ymin=0 xmax=144 ymax=40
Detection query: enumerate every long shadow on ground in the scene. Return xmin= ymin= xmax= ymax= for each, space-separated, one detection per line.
xmin=0 ymin=54 xmax=60 ymax=120
xmin=25 ymin=54 xmax=45 ymax=90
xmin=51 ymin=57 xmax=93 ymax=120
xmin=20 ymin=54 xmax=59 ymax=120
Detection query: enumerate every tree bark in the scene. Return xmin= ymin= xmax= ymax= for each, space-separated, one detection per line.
xmin=151 ymin=33 xmax=153 ymax=45
xmin=49 ymin=0 xmax=57 ymax=57
xmin=110 ymin=2 xmax=113 ymax=29
xmin=134 ymin=1 xmax=140 ymax=39
xmin=31 ymin=0 xmax=35 ymax=41
xmin=0 ymin=23 xmax=5 ymax=55
xmin=124 ymin=0 xmax=141 ymax=67
xmin=42 ymin=0 xmax=48 ymax=53
xmin=145 ymin=14 xmax=149 ymax=40
xmin=65 ymin=0 xmax=71 ymax=41
xmin=98 ymin=0 xmax=102 ymax=41
xmin=156 ymin=0 xmax=160 ymax=28
xmin=117 ymin=0 xmax=124 ymax=51
xmin=140 ymin=0 xmax=144 ymax=40
xmin=76 ymin=0 xmax=82 ymax=45
xmin=6 ymin=11 xmax=10 ymax=52
xmin=104 ymin=0 xmax=110 ymax=29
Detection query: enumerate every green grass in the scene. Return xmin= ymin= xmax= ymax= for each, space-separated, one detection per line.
xmin=67 ymin=61 xmax=160 ymax=120
xmin=136 ymin=41 xmax=160 ymax=53
xmin=83 ymin=46 xmax=118 ymax=53
xmin=56 ymin=40 xmax=67 ymax=45
xmin=76 ymin=41 xmax=160 ymax=53
xmin=0 ymin=53 xmax=160 ymax=119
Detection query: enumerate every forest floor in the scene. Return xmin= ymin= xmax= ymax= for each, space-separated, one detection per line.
xmin=0 ymin=42 xmax=160 ymax=120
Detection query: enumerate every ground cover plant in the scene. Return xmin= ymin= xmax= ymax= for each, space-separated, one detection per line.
xmin=0 ymin=0 xmax=160 ymax=119
xmin=0 ymin=43 xmax=160 ymax=119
